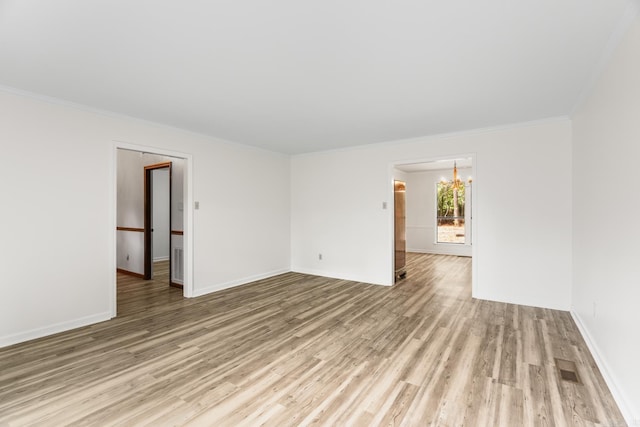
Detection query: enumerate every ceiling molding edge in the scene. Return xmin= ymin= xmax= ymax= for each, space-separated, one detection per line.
xmin=292 ymin=116 xmax=571 ymax=158
xmin=0 ymin=84 xmax=287 ymax=158
xmin=570 ymin=0 xmax=640 ymax=116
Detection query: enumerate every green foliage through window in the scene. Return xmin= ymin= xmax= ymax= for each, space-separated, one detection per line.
xmin=437 ymin=182 xmax=465 ymax=219
xmin=437 ymin=181 xmax=467 ymax=244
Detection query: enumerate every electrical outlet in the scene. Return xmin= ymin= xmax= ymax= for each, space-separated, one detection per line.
xmin=318 ymin=253 xmax=323 ymax=261
xmin=126 ymin=254 xmax=130 ymax=261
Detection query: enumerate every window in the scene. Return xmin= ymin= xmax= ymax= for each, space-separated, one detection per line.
xmin=436 ymin=181 xmax=466 ymax=244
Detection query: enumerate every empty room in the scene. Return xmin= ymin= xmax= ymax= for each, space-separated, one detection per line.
xmin=1 ymin=1 xmax=639 ymax=425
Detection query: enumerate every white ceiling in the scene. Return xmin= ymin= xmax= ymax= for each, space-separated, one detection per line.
xmin=0 ymin=1 xmax=634 ymax=154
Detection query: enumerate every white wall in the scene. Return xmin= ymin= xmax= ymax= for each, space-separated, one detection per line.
xmin=291 ymin=119 xmax=573 ymax=309
xmin=404 ymin=168 xmax=472 ymax=257
xmin=0 ymin=89 xmax=291 ymax=347
xmin=571 ymin=11 xmax=640 ymax=423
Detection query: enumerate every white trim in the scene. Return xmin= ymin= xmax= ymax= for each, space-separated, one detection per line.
xmin=153 ymin=256 xmax=170 ymax=262
xmin=291 ymin=268 xmax=390 ymax=287
xmin=109 ymin=140 xmax=118 ymax=318
xmin=112 ymin=142 xmax=195 ymax=303
xmin=571 ymin=310 xmax=640 ymax=426
xmin=192 ymin=269 xmax=292 ymax=297
xmin=407 ymin=249 xmax=472 ymax=257
xmin=471 ymin=154 xmax=478 ymax=297
xmin=183 ymin=149 xmax=195 ymax=298
xmin=0 ymin=312 xmax=112 ymax=349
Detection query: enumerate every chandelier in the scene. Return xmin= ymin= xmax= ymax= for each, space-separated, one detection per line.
xmin=452 ymin=161 xmax=461 ymax=190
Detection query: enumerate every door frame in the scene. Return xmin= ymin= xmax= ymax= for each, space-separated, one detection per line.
xmin=390 ymin=153 xmax=477 ymax=296
xmin=144 ymin=162 xmax=172 ymax=282
xmin=112 ymin=141 xmax=194 ymax=318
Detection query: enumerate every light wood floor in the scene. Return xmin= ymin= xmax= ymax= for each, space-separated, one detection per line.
xmin=0 ymin=254 xmax=626 ymax=426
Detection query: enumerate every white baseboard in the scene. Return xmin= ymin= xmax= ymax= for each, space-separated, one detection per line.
xmin=406 ymin=248 xmax=472 ymax=257
xmin=571 ymin=310 xmax=639 ymax=426
xmin=0 ymin=311 xmax=113 ymax=349
xmin=291 ymin=267 xmax=390 ymax=286
xmin=153 ymin=256 xmax=170 ymax=262
xmin=192 ymin=269 xmax=290 ymax=297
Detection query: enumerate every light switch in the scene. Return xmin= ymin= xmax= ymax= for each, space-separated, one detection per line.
xmin=194 ymin=201 xmax=200 ymax=210
xmin=382 ymin=202 xmax=387 ymax=209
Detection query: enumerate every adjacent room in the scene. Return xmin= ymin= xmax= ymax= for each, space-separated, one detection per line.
xmin=1 ymin=1 xmax=639 ymax=425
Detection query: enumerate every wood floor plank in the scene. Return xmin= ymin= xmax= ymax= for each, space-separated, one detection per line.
xmin=0 ymin=256 xmax=627 ymax=426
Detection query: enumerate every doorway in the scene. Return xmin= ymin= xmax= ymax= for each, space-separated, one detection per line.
xmin=392 ymin=156 xmax=476 ymax=294
xmin=144 ymin=162 xmax=172 ymax=283
xmin=113 ymin=144 xmax=192 ymax=317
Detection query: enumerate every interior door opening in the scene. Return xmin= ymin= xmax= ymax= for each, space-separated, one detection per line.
xmin=144 ymin=162 xmax=172 ymax=284
xmin=392 ymin=156 xmax=475 ymax=293
xmin=115 ymin=146 xmax=189 ymax=316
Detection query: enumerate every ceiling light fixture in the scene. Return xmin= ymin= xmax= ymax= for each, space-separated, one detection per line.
xmin=452 ymin=161 xmax=461 ymax=190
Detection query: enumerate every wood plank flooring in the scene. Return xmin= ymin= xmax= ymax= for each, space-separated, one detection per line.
xmin=0 ymin=254 xmax=626 ymax=426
